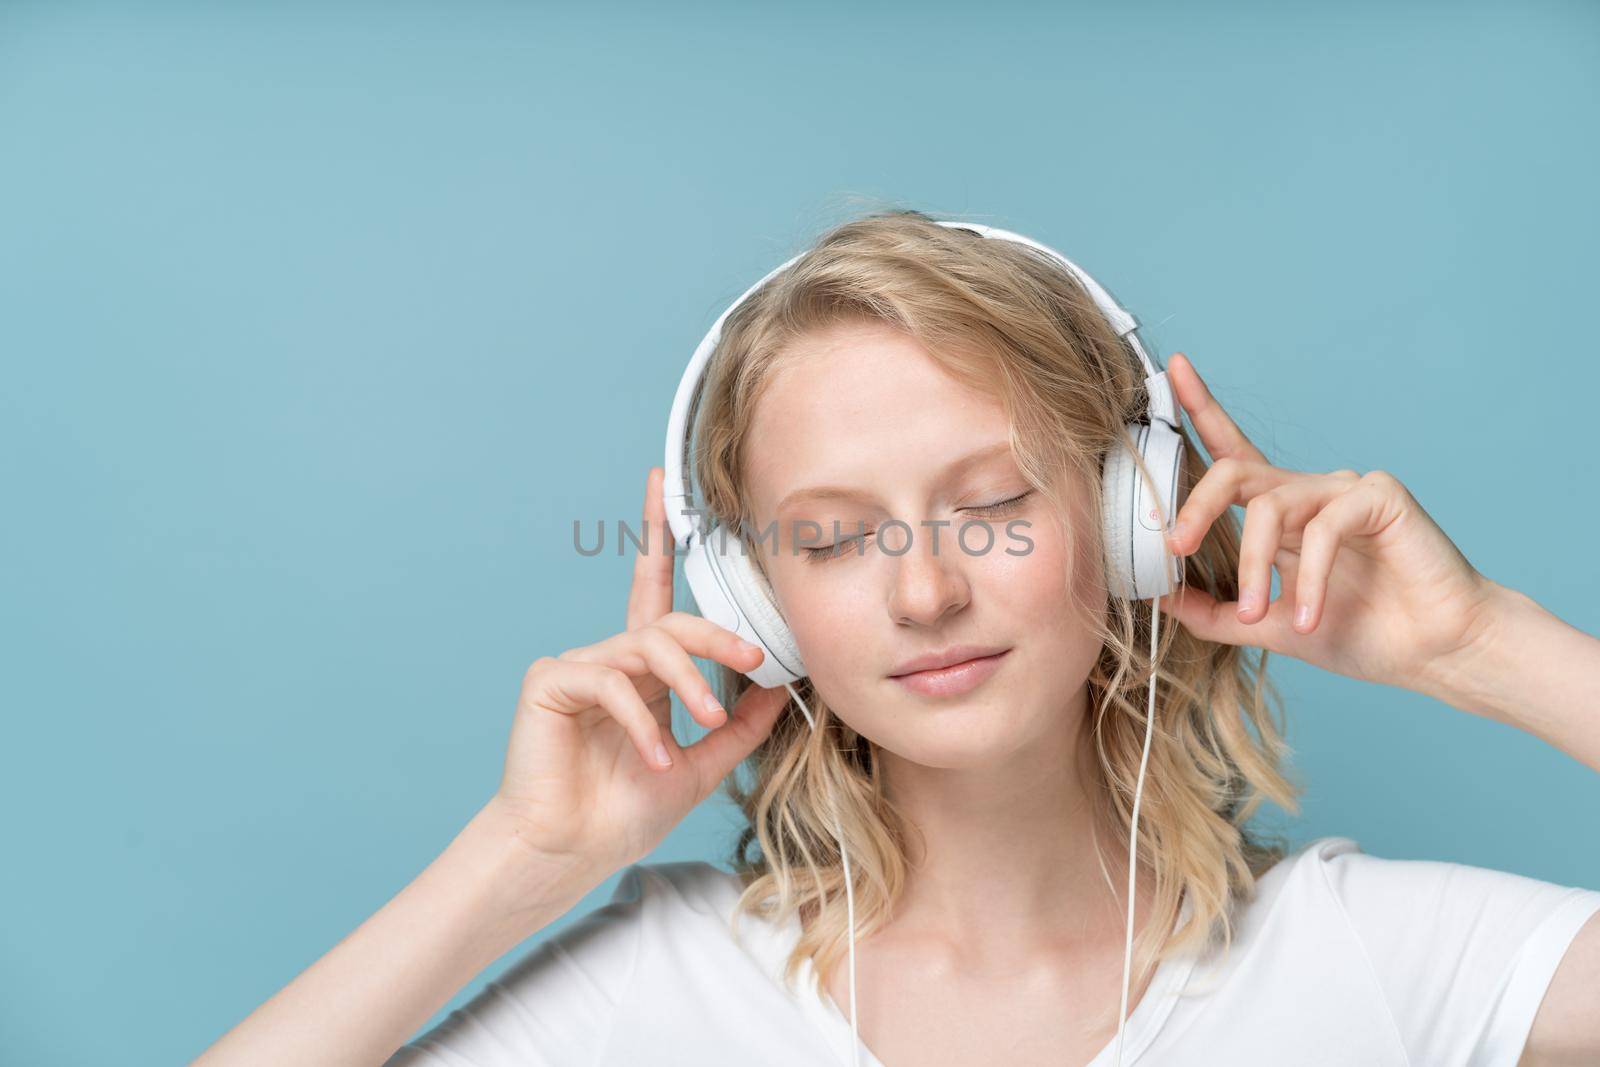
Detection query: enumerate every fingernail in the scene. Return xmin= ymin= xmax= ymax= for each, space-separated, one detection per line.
xmin=1168 ymin=521 xmax=1187 ymax=546
xmin=741 ymin=639 xmax=763 ymax=656
xmin=654 ymin=742 xmax=672 ymax=768
xmin=1237 ymin=589 xmax=1261 ymax=616
xmin=1294 ymin=603 xmax=1312 ymax=630
xmin=703 ymin=693 xmax=726 ymax=720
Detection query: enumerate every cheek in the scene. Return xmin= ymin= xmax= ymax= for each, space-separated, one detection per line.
xmin=996 ymin=506 xmax=1109 ymax=664
xmin=766 ymin=560 xmax=881 ymax=680
xmin=986 ymin=516 xmax=1080 ymax=619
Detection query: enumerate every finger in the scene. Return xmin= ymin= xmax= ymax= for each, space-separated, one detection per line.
xmin=1167 ymin=352 xmax=1268 ymax=466
xmin=525 ymin=658 xmax=678 ymax=771
xmin=626 ymin=467 xmax=676 ymax=631
xmin=1155 ymin=582 xmax=1298 ymax=652
xmin=567 ymin=623 xmax=731 ymax=731
xmin=679 ymin=683 xmax=791 ymax=804
xmin=565 ymin=612 xmax=766 ymax=725
xmin=1292 ymin=475 xmax=1388 ymax=633
xmin=1235 ymin=477 xmax=1351 ymax=624
xmin=1167 ymin=456 xmax=1303 ymax=557
xmin=649 ymin=610 xmax=769 ymax=681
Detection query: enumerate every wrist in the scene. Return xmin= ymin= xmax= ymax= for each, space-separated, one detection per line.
xmin=1416 ymin=578 xmax=1600 ymax=773
xmin=1420 ymin=579 xmax=1516 ymax=723
xmin=443 ymin=800 xmax=607 ymax=947
xmin=1416 ymin=578 xmax=1556 ymax=725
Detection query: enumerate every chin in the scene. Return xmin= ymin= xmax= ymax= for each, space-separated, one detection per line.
xmin=890 ymin=736 xmax=1036 ymax=772
xmin=878 ymin=693 xmax=1043 ymax=766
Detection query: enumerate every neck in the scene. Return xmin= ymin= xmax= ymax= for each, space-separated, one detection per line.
xmin=875 ymin=684 xmax=1154 ymax=957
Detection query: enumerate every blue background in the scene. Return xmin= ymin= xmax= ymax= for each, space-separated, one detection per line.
xmin=3 ymin=3 xmax=1596 ymax=1063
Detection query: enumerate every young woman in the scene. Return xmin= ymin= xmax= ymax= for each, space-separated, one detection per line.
xmin=194 ymin=210 xmax=1600 ymax=1067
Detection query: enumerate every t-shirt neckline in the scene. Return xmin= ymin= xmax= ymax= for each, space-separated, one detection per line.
xmin=793 ymin=892 xmax=1201 ymax=1067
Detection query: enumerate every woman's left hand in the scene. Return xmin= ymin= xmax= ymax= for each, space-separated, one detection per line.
xmin=1158 ymin=352 xmax=1498 ymax=695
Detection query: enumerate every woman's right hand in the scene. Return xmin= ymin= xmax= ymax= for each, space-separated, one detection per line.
xmin=488 ymin=466 xmax=792 ymax=887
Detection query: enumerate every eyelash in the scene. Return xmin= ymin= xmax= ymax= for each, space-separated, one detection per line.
xmin=964 ymin=490 xmax=1034 ymax=518
xmin=800 ymin=490 xmax=1034 ymax=563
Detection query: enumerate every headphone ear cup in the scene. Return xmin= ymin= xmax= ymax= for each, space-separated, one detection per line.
xmin=1101 ymin=428 xmax=1140 ymax=601
xmin=1102 ymin=422 xmax=1186 ymax=601
xmin=682 ymin=524 xmax=806 ymax=687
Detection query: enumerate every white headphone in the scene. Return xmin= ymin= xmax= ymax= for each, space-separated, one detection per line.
xmin=663 ymin=220 xmax=1185 ymax=1067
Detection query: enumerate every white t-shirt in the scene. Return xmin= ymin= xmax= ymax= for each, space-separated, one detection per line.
xmin=385 ymin=836 xmax=1600 ymax=1066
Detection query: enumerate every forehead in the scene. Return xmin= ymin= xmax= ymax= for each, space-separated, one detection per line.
xmin=743 ymin=320 xmax=1013 ymax=514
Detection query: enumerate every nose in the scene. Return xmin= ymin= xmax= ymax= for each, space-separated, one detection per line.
xmin=886 ymin=520 xmax=972 ymax=627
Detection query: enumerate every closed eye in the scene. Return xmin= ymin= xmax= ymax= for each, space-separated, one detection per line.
xmin=800 ymin=491 xmax=1033 ymax=563
xmin=961 ymin=490 xmax=1033 ymax=518
xmin=801 ymin=536 xmax=867 ymax=562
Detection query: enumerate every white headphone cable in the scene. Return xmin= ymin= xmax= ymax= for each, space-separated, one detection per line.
xmin=785 ymin=681 xmax=862 ymax=1067
xmin=1113 ymin=591 xmax=1161 ymax=1067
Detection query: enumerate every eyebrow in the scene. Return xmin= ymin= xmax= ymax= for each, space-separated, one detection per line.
xmin=774 ymin=440 xmax=1015 ymax=516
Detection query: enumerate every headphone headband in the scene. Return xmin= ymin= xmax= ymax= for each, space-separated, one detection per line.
xmin=663 ymin=219 xmax=1176 ymax=548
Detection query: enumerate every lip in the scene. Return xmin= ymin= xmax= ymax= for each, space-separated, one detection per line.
xmin=889 ymin=647 xmax=1012 ymax=698
xmin=890 ymin=644 xmax=1011 ymax=677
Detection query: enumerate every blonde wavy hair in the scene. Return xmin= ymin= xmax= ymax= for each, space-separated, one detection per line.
xmin=684 ymin=206 xmax=1303 ymax=1006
